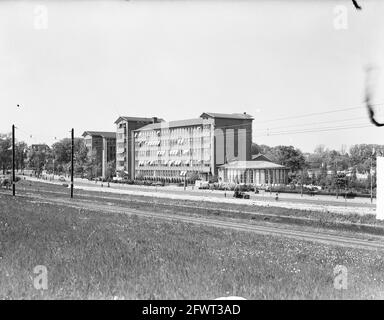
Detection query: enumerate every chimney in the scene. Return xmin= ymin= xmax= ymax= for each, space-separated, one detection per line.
xmin=152 ymin=117 xmax=158 ymax=123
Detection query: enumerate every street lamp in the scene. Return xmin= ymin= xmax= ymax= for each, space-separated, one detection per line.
xmin=371 ymin=148 xmax=375 ymax=203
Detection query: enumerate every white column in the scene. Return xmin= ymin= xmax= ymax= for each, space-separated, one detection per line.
xmin=260 ymin=170 xmax=265 ymax=184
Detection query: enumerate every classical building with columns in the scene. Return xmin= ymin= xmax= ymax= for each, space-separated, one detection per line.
xmin=218 ymin=154 xmax=289 ymax=186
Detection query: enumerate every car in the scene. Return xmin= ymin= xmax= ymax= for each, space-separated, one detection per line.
xmin=0 ymin=177 xmax=11 ymax=189
xmin=344 ymin=191 xmax=356 ymax=199
xmin=58 ymin=176 xmax=66 ymax=182
xmin=233 ymin=190 xmax=250 ymax=199
xmin=152 ymin=181 xmax=165 ymax=187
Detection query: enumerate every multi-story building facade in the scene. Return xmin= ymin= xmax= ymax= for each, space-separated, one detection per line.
xmin=82 ymin=131 xmax=116 ymax=178
xmin=132 ymin=112 xmax=254 ymax=182
xmin=115 ymin=116 xmax=163 ymax=179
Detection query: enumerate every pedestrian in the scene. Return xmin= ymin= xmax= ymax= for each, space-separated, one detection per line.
xmin=275 ymin=192 xmax=279 ymax=201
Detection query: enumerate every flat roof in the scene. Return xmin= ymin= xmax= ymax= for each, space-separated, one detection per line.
xmin=136 ymin=118 xmax=210 ymax=131
xmin=200 ymin=112 xmax=254 ymax=120
xmin=114 ymin=116 xmax=165 ymax=124
xmin=82 ymin=131 xmax=116 ymax=139
xmin=219 ymin=160 xmax=287 ymax=170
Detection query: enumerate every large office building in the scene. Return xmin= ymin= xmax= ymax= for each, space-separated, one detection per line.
xmin=82 ymin=131 xmax=116 ymax=178
xmin=115 ymin=116 xmax=163 ymax=179
xmin=131 ymin=112 xmax=254 ymax=182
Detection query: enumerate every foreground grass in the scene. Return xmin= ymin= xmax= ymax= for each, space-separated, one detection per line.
xmin=1 ymin=193 xmax=384 ymax=299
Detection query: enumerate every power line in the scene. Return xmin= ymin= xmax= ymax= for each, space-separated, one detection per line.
xmin=254 ymin=123 xmax=372 ymax=138
xmin=253 ymin=102 xmax=383 ymax=124
xmin=9 ymin=101 xmax=384 ymax=148
xmin=253 ymin=116 xmax=364 ymax=132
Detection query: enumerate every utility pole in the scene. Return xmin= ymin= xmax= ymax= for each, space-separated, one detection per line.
xmin=300 ymin=169 xmax=303 ymax=197
xmin=335 ymin=158 xmax=338 ymax=199
xmin=184 ymin=172 xmax=186 ymax=190
xmin=370 ymin=152 xmax=374 ymax=204
xmin=71 ymin=128 xmax=74 ymax=199
xmin=12 ymin=124 xmax=15 ymax=196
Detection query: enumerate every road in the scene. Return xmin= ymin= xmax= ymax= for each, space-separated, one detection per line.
xmin=22 ymin=174 xmax=376 ymax=216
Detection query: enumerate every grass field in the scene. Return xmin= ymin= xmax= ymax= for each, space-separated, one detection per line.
xmin=1 ymin=187 xmax=384 ymax=300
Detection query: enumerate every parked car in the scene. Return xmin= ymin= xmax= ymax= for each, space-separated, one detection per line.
xmin=344 ymin=191 xmax=356 ymax=199
xmin=233 ymin=189 xmax=250 ymax=199
xmin=58 ymin=176 xmax=66 ymax=182
xmin=196 ymin=180 xmax=209 ymax=189
xmin=152 ymin=181 xmax=165 ymax=187
xmin=0 ymin=177 xmax=11 ymax=189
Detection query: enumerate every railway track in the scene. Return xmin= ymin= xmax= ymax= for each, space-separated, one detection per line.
xmin=3 ymin=187 xmax=384 ymax=251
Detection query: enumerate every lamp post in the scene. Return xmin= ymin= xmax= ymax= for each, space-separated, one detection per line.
xmin=371 ymin=148 xmax=375 ymax=204
xmin=12 ymin=125 xmax=15 ymax=196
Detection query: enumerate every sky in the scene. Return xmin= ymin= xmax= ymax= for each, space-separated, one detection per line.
xmin=0 ymin=0 xmax=384 ymax=153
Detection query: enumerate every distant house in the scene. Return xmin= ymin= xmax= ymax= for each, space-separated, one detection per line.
xmin=82 ymin=131 xmax=116 ymax=178
xmin=30 ymin=144 xmax=50 ymax=153
xmin=306 ymin=168 xmax=323 ymax=178
xmin=218 ymin=153 xmax=289 ymax=185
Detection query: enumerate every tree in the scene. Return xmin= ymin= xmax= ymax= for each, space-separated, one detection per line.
xmin=349 ymin=144 xmax=384 ymax=173
xmin=106 ymin=160 xmax=116 ymax=179
xmin=251 ymin=143 xmax=273 ymax=156
xmin=84 ymin=149 xmax=100 ymax=179
xmin=28 ymin=149 xmax=48 ymax=176
xmin=0 ymin=134 xmax=29 ymax=174
xmin=267 ymin=145 xmax=306 ymax=172
xmin=0 ymin=133 xmax=12 ymax=174
xmin=52 ymin=137 xmax=87 ymax=175
xmin=15 ymin=142 xmax=28 ymax=171
xmin=74 ymin=140 xmax=89 ymax=176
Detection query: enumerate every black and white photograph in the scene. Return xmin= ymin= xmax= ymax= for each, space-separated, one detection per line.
xmin=1 ymin=0 xmax=384 ymax=306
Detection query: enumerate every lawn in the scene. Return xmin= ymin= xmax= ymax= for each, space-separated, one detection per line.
xmin=1 ymin=192 xmax=384 ymax=299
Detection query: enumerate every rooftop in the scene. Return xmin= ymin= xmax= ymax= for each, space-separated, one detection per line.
xmin=200 ymin=112 xmax=254 ymax=120
xmin=136 ymin=118 xmax=210 ymax=131
xmin=82 ymin=131 xmax=116 ymax=139
xmin=114 ymin=116 xmax=165 ymax=124
xmin=219 ymin=160 xmax=286 ymax=170
xmin=251 ymin=154 xmax=273 ymax=162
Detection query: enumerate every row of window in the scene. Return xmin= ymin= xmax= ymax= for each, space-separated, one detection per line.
xmin=135 ymin=126 xmax=212 ymax=140
xmin=136 ymin=137 xmax=211 ymax=148
xmin=135 ymin=148 xmax=211 ymax=158
xmin=136 ymin=159 xmax=211 ymax=167
xmin=136 ymin=169 xmax=203 ymax=178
